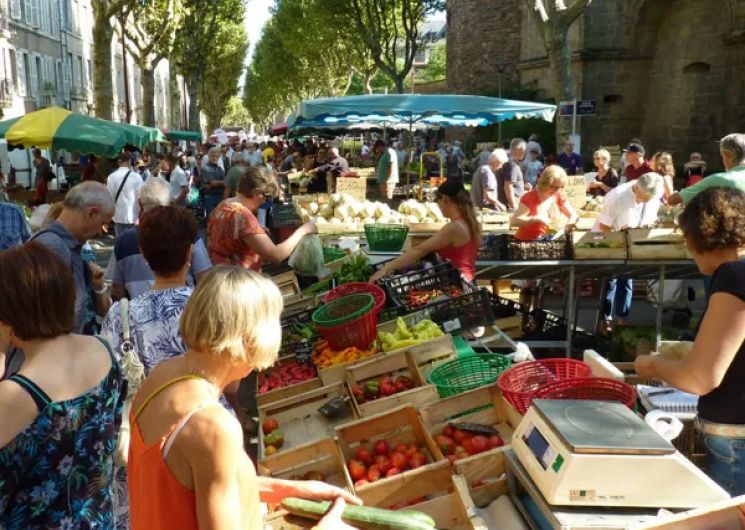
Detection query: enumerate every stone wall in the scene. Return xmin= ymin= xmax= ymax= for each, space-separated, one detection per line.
xmin=447 ymin=0 xmax=745 ymax=169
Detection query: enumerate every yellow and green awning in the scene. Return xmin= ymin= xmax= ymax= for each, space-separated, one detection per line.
xmin=0 ymin=106 xmax=166 ymax=157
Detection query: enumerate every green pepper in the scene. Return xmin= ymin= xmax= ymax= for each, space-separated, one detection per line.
xmin=364 ymin=381 xmax=380 ymax=400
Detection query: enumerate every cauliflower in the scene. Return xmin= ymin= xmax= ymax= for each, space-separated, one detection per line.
xmin=406 ymin=215 xmax=420 ymax=224
xmin=374 ymin=202 xmax=391 ymax=219
xmin=363 ymin=202 xmax=377 ymax=218
xmin=313 ymin=216 xmax=328 ymax=225
xmin=334 ymin=205 xmax=351 ymax=221
xmin=308 ymin=201 xmax=319 ymax=215
xmin=426 ymin=202 xmax=445 ymax=221
xmin=319 ymin=204 xmax=334 ymax=219
xmin=330 ymin=217 xmax=342 ymax=224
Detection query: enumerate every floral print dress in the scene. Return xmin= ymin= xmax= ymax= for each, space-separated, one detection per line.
xmin=0 ymin=336 xmax=125 ymax=530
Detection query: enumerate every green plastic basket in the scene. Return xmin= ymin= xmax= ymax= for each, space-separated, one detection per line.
xmin=428 ymin=354 xmax=512 ymax=398
xmin=312 ymin=293 xmax=374 ymax=327
xmin=323 ymin=247 xmax=347 ymax=264
xmin=364 ymin=223 xmax=410 ymax=252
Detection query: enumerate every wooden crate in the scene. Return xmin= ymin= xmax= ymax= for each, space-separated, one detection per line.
xmin=572 ymin=230 xmax=628 ymax=260
xmin=419 ymin=383 xmax=516 ymax=506
xmin=270 ymin=271 xmax=301 ymax=300
xmin=406 ymin=475 xmax=487 ymax=530
xmin=372 ymin=333 xmax=457 ymax=381
xmin=258 ymin=437 xmax=352 ymax=490
xmin=345 ymin=349 xmax=439 ymax=417
xmin=336 ymin=405 xmax=444 ymax=492
xmin=258 ymin=383 xmax=355 ymax=459
xmin=635 ymin=495 xmax=745 ymax=529
xmin=627 ymin=228 xmax=688 ymax=260
xmin=257 ymin=355 xmax=322 ymax=408
xmin=317 ymin=352 xmax=383 ymax=386
xmin=316 ymin=222 xmax=363 ymax=234
xmin=407 ymin=222 xmax=447 ymax=233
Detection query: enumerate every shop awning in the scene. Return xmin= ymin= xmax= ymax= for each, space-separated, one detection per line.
xmin=164 ymin=129 xmax=202 ymax=141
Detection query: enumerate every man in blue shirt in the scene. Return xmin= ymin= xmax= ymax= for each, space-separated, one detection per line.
xmin=557 ymin=140 xmax=583 ymax=175
xmin=0 ymin=202 xmax=31 ymax=251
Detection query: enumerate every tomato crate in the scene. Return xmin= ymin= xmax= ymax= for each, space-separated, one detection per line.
xmin=335 ymin=405 xmax=444 ymax=494
xmin=378 ymin=261 xmax=475 ymax=310
xmin=345 ymin=349 xmax=440 ymax=418
xmin=257 ymin=355 xmax=322 ymax=408
xmin=359 ymin=471 xmax=487 ymax=530
xmin=419 ymin=383 xmax=516 ymax=506
xmin=316 ymin=351 xmax=383 ymax=386
xmin=258 ymin=436 xmax=352 ymax=491
xmin=258 ymin=383 xmax=355 ymax=460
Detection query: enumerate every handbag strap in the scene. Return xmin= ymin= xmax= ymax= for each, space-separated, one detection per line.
xmin=121 ymin=297 xmax=131 ymax=342
xmin=114 ymin=171 xmax=132 ymax=204
xmin=119 ymin=298 xmax=145 ymax=392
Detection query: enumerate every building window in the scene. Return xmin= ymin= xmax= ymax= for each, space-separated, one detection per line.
xmin=23 ymin=53 xmax=31 ymax=95
xmin=9 ymin=49 xmax=18 ymax=92
xmin=77 ymin=55 xmax=83 ymax=92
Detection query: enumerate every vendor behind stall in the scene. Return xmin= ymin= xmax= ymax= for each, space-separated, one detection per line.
xmin=207 ymin=167 xmax=316 ymax=272
xmin=510 ymin=165 xmax=578 ymax=311
xmin=594 ymin=172 xmax=663 ymax=334
xmin=635 ymin=187 xmax=745 ymax=495
xmin=370 ymin=179 xmax=480 ymax=283
xmin=305 ymin=147 xmax=350 ymax=194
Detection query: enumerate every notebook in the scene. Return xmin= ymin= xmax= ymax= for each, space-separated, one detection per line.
xmin=637 ymin=384 xmax=698 ymax=420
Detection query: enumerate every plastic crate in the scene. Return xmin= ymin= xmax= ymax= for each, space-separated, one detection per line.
xmin=322 ymin=247 xmax=347 ymax=263
xmin=532 ymin=377 xmax=637 ymax=410
xmin=504 ymin=234 xmax=573 ymax=261
xmin=364 ymin=223 xmax=409 ymax=251
xmin=489 ymin=293 xmax=527 ymax=319
xmin=313 ymin=294 xmax=378 ymax=350
xmin=323 ymin=283 xmax=386 ymax=315
xmin=477 ymin=233 xmax=508 ymax=261
xmin=497 ymin=358 xmax=592 ymax=414
xmin=380 ymin=261 xmax=472 ymax=310
xmin=428 ymin=353 xmax=512 ymax=398
xmin=521 ymin=309 xmax=568 ymax=341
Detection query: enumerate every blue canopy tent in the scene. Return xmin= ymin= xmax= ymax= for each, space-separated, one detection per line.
xmin=287 ymin=94 xmax=556 ymax=130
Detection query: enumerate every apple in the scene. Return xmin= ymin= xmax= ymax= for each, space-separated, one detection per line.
xmin=355 ymin=447 xmax=373 ymax=466
xmin=373 ymin=440 xmax=390 ymax=456
xmin=348 ymin=460 xmax=367 ymax=482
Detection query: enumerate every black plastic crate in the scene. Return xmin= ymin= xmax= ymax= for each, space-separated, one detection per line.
xmin=504 ymin=234 xmax=573 ymax=261
xmin=489 ymin=293 xmax=527 ymax=319
xmin=382 ymin=288 xmax=495 ymax=333
xmin=478 ymin=234 xmax=508 ymax=261
xmin=571 ymin=330 xmax=612 ymax=356
xmin=379 ymin=261 xmax=473 ymax=309
xmin=521 ymin=309 xmax=568 ymax=340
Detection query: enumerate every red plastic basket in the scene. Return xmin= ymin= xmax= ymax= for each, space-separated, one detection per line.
xmin=323 ymin=283 xmax=386 ymax=315
xmin=497 ymin=358 xmax=592 ymax=414
xmin=532 ymin=377 xmax=637 ymax=410
xmin=314 ymin=298 xmax=379 ymax=351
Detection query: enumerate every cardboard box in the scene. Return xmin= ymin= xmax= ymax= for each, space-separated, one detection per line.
xmin=345 ymin=349 xmax=439 ymax=417
xmin=258 ymin=383 xmax=355 ymax=459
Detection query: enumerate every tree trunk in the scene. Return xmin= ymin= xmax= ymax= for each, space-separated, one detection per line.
xmin=546 ymin=31 xmax=576 ymax=144
xmin=140 ymin=64 xmax=156 ymax=127
xmin=168 ymin=61 xmax=180 ymax=129
xmin=92 ymin=8 xmax=114 ymax=120
xmin=363 ymin=72 xmax=373 ymax=94
xmin=394 ymin=75 xmax=405 ymax=94
xmin=186 ymin=75 xmax=200 ymax=132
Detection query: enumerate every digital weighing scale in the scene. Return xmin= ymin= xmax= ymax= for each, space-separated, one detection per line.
xmin=512 ymin=400 xmax=729 ymax=509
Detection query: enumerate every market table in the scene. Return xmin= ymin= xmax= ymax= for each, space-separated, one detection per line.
xmin=475 ymin=259 xmax=701 ymax=357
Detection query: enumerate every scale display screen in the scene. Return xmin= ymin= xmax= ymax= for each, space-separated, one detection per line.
xmin=523 ymin=424 xmax=555 ymax=470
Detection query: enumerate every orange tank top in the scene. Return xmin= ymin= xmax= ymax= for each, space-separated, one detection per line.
xmin=128 ymin=376 xmax=209 ymax=530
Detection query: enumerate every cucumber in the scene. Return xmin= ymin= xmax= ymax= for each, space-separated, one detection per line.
xmin=392 ymin=510 xmax=436 ymax=528
xmin=281 ymin=498 xmax=437 ymax=530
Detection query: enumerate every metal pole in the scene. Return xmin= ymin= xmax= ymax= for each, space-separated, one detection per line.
xmin=571 ymin=98 xmax=577 ymax=137
xmin=565 ymin=265 xmax=575 ymax=357
xmin=656 ymin=265 xmax=666 ymax=351
xmin=497 ymin=71 xmax=502 ymax=141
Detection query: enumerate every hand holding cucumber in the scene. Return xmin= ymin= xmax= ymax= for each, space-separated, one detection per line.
xmin=315 ymin=498 xmax=358 ymax=530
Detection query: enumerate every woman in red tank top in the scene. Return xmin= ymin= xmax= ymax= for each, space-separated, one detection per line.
xmin=371 ymin=180 xmax=481 ymax=283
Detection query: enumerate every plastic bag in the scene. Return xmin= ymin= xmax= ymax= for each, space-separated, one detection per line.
xmin=288 ymin=234 xmax=327 ymax=277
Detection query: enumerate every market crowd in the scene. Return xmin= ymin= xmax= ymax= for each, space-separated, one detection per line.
xmin=0 ymin=132 xmax=744 ymax=528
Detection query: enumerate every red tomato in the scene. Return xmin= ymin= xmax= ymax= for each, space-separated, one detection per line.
xmin=390 ymin=451 xmax=408 ymax=469
xmin=471 ymin=480 xmax=485 ymax=488
xmin=471 ymin=435 xmax=489 ymax=454
xmin=262 ymin=418 xmax=279 ymax=435
xmin=406 ymin=444 xmax=419 ymax=457
xmin=386 ymin=467 xmax=402 ymax=478
xmin=393 ymin=443 xmax=408 ymax=454
xmin=366 ymin=464 xmax=381 ymax=482
xmin=408 ymin=452 xmax=427 ymax=469
xmin=348 ymin=460 xmax=367 ymax=481
xmin=453 ymin=429 xmax=473 ymax=445
xmin=355 ymin=447 xmax=373 ymax=466
xmin=374 ymin=455 xmax=392 ymax=475
xmin=373 ymin=440 xmax=390 ymax=456
xmin=446 ymin=454 xmax=459 ymax=464
xmin=354 ymin=479 xmax=370 ymax=488
xmin=434 ymin=434 xmax=456 ymax=456
xmin=462 ymin=438 xmax=476 ymax=456
xmin=488 ymin=435 xmax=505 ymax=449
xmin=443 ymin=424 xmax=455 ymax=438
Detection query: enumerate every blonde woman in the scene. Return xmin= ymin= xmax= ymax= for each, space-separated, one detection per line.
xmin=127 ymin=266 xmax=360 ymax=530
xmin=587 ymin=149 xmax=619 ymax=197
xmin=511 ymin=165 xmax=579 ymax=241
xmin=650 ymin=151 xmax=676 ymax=200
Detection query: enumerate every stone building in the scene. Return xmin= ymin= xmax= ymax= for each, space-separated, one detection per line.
xmin=447 ymin=0 xmax=745 ymax=168
xmin=0 ymin=0 xmax=185 ymax=127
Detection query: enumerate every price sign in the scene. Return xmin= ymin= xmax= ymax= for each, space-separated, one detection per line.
xmin=335 ymin=176 xmax=367 ymax=201
xmin=564 ymin=176 xmax=587 ymax=210
xmin=295 ymin=339 xmax=313 ymax=365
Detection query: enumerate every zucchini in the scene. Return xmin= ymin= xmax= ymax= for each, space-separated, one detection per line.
xmin=394 ymin=510 xmax=437 ymax=528
xmin=281 ymin=498 xmax=436 ymax=530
